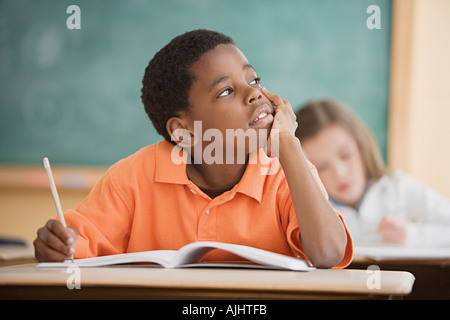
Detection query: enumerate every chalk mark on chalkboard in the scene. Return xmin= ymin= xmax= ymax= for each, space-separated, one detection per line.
xmin=22 ymin=83 xmax=75 ymax=137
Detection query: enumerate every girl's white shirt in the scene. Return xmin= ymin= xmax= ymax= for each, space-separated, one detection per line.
xmin=331 ymin=170 xmax=450 ymax=247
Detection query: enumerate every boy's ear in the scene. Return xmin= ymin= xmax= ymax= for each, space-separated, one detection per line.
xmin=166 ymin=117 xmax=194 ymax=148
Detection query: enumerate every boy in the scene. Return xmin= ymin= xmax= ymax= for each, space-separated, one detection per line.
xmin=34 ymin=29 xmax=353 ymax=268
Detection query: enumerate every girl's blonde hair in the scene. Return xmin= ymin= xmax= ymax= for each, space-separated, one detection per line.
xmin=295 ymin=99 xmax=386 ymax=181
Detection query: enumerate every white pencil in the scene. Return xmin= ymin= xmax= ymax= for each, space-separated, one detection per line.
xmin=43 ymin=157 xmax=73 ymax=261
xmin=43 ymin=157 xmax=66 ymax=227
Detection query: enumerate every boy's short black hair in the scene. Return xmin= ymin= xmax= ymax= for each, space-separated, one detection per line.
xmin=141 ymin=29 xmax=235 ymax=142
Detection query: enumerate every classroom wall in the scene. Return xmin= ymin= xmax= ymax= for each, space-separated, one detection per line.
xmin=388 ymin=0 xmax=450 ymax=198
xmin=0 ymin=166 xmax=104 ymax=244
xmin=0 ymin=188 xmax=91 ymax=245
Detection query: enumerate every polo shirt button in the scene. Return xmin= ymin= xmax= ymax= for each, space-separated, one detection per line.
xmin=206 ymin=209 xmax=210 ymax=215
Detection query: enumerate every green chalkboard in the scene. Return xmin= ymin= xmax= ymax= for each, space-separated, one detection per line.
xmin=0 ymin=0 xmax=391 ymax=165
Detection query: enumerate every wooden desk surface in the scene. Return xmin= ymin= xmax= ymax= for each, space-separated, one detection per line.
xmin=0 ymin=264 xmax=415 ymax=299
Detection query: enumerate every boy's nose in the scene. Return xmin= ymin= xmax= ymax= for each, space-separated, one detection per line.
xmin=246 ymin=87 xmax=263 ymax=105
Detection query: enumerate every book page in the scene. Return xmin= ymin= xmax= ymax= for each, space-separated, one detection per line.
xmin=37 ymin=250 xmax=177 ymax=267
xmin=170 ymin=242 xmax=314 ymax=271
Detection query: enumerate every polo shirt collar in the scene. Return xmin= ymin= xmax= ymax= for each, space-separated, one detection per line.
xmin=234 ymin=150 xmax=276 ymax=203
xmin=154 ymin=141 xmax=189 ymax=184
xmin=154 ymin=140 xmax=274 ymax=203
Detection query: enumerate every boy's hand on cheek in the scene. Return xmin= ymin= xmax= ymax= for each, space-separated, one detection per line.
xmin=261 ymin=87 xmax=298 ymax=158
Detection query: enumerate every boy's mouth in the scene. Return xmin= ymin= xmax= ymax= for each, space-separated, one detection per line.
xmin=249 ymin=104 xmax=274 ymax=127
xmin=250 ymin=112 xmax=269 ymax=124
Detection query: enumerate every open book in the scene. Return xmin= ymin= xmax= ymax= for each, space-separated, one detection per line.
xmin=37 ymin=241 xmax=315 ymax=271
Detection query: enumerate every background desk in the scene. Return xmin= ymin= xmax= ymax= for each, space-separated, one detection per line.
xmin=351 ymin=255 xmax=450 ymax=299
xmin=0 ymin=264 xmax=414 ymax=300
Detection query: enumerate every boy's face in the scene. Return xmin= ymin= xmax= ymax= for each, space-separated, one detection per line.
xmin=180 ymin=44 xmax=274 ymax=158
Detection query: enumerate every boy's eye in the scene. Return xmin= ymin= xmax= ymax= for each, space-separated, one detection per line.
xmin=249 ymin=77 xmax=261 ymax=85
xmin=218 ymin=88 xmax=233 ymax=97
xmin=217 ymin=77 xmax=261 ymax=98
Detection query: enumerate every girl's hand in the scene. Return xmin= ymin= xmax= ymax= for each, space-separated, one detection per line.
xmin=261 ymin=87 xmax=298 ymax=157
xmin=377 ymin=215 xmax=408 ymax=245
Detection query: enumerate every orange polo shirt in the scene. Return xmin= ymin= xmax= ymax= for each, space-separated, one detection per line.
xmin=66 ymin=140 xmax=353 ymax=268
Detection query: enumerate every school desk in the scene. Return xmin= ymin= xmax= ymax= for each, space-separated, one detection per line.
xmin=351 ymin=255 xmax=450 ymax=299
xmin=0 ymin=264 xmax=414 ymax=300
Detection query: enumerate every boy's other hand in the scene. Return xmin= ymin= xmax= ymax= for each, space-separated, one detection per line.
xmin=33 ymin=219 xmax=79 ymax=262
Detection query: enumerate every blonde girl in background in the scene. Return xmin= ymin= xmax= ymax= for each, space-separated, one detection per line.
xmin=295 ymin=99 xmax=450 ymax=247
